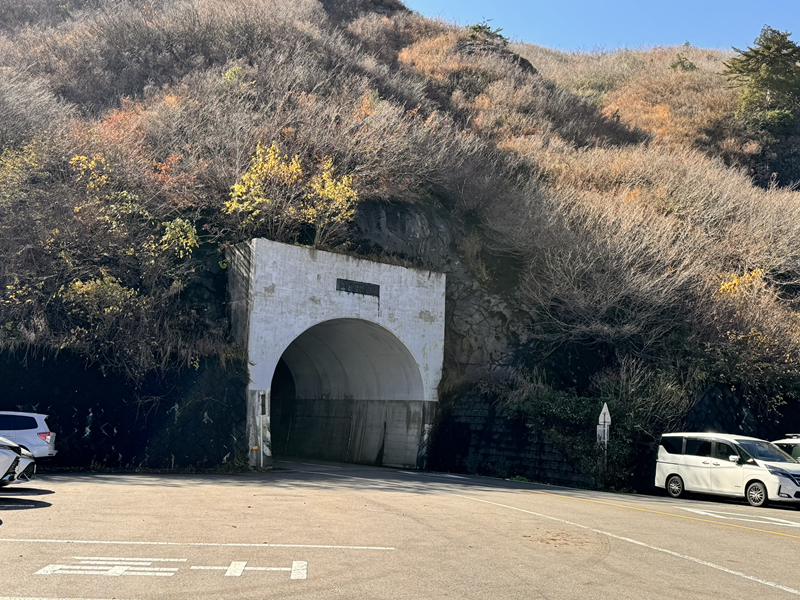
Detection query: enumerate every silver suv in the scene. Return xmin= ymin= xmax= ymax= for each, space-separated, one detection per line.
xmin=0 ymin=412 xmax=57 ymax=458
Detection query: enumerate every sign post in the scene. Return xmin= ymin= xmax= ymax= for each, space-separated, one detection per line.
xmin=597 ymin=403 xmax=611 ymax=482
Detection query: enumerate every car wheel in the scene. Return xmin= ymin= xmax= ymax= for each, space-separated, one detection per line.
xmin=666 ymin=475 xmax=684 ymax=498
xmin=746 ymin=481 xmax=768 ymax=507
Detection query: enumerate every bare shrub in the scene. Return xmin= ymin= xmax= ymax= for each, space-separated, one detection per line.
xmin=318 ymin=0 xmax=408 ymax=24
xmin=0 ymin=69 xmax=73 ymax=148
xmin=0 ymin=0 xmax=101 ymax=32
xmin=512 ymin=43 xmax=648 ymax=104
xmin=2 ymin=0 xmax=330 ymax=109
xmin=348 ymin=12 xmax=450 ymax=63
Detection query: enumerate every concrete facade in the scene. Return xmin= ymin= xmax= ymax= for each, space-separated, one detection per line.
xmin=228 ymin=239 xmax=446 ymax=469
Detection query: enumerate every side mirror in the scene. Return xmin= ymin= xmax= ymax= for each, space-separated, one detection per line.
xmin=729 ymin=455 xmax=740 ymax=463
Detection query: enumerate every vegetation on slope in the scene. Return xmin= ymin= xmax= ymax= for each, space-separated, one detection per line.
xmin=515 ymin=27 xmax=800 ymax=187
xmin=2 ymin=0 xmax=800 ymax=485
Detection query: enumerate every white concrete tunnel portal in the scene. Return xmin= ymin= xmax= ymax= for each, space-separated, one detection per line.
xmin=228 ymin=239 xmax=446 ymax=469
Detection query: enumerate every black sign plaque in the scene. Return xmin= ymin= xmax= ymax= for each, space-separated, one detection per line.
xmin=336 ymin=278 xmax=380 ymax=298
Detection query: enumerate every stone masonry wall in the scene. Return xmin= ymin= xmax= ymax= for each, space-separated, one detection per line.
xmin=0 ymin=351 xmax=248 ymax=470
xmin=427 ymin=392 xmax=593 ymax=488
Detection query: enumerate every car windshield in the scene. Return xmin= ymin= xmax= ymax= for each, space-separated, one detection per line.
xmin=735 ymin=439 xmax=797 ymax=463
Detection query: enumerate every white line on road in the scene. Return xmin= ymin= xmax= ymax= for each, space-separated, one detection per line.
xmin=291 ymin=561 xmax=308 ymax=580
xmin=399 ymin=471 xmax=468 ymax=479
xmin=72 ymin=557 xmax=187 ymax=562
xmin=36 ymin=564 xmax=179 ymax=577
xmin=189 ymin=566 xmax=289 ymax=572
xmin=190 ymin=561 xmax=302 ymax=578
xmin=291 ymin=470 xmax=359 ymax=479
xmin=74 ymin=562 xmax=152 ymax=566
xmin=0 ymin=597 xmax=134 ymax=600
xmin=457 ymin=495 xmax=800 ymax=597
xmin=678 ymin=507 xmax=800 ymax=528
xmin=0 ymin=538 xmax=394 ymax=550
xmin=224 ymin=561 xmax=247 ymax=577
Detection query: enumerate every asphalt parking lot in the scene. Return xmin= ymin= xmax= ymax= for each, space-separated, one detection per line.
xmin=1 ymin=459 xmax=800 ymax=599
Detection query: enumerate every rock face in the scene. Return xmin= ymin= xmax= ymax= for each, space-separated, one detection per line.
xmin=353 ymin=201 xmax=529 ymax=383
xmin=352 ymin=201 xmax=582 ymax=481
xmin=455 ymin=38 xmax=538 ymax=76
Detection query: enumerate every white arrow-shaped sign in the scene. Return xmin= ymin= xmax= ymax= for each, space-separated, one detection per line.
xmin=598 ymin=403 xmax=611 ymax=425
xmin=597 ymin=403 xmax=611 ymax=444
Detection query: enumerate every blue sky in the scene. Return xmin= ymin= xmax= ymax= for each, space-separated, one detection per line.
xmin=401 ymin=0 xmax=800 ymax=51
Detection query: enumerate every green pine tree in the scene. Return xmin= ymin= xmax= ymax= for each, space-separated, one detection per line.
xmin=723 ymin=26 xmax=800 ymax=132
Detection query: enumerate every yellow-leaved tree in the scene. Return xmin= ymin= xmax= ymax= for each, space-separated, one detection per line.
xmin=224 ymin=142 xmax=358 ymax=248
xmin=303 ymin=158 xmax=358 ymax=248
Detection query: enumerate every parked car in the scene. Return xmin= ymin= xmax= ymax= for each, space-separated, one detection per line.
xmin=655 ymin=432 xmax=800 ymax=507
xmin=0 ymin=411 xmax=56 ymax=458
xmin=773 ymin=434 xmax=800 ymax=460
xmin=0 ymin=435 xmax=30 ymax=486
xmin=0 ymin=437 xmax=17 ymax=486
xmin=13 ymin=447 xmax=36 ymax=484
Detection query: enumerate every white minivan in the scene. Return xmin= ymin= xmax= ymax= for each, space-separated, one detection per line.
xmin=655 ymin=432 xmax=800 ymax=507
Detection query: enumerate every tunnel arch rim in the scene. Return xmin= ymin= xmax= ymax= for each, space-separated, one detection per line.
xmin=267 ymin=316 xmax=427 ymax=402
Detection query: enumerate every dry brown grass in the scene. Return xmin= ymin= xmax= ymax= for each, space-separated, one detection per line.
xmin=2 ymin=0 xmax=800 ymax=429
xmin=512 ymin=44 xmax=758 ymax=163
xmin=348 ymin=12 xmax=450 ymax=62
xmin=602 ymin=69 xmax=736 ymax=147
xmin=399 ymin=32 xmax=642 ymax=147
xmin=494 ymin=134 xmax=800 ymax=402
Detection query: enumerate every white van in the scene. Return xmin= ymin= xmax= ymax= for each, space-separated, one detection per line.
xmin=655 ymin=432 xmax=800 ymax=507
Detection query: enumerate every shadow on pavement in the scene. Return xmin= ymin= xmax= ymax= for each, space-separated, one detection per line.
xmin=33 ymin=463 xmax=576 ymax=497
xmin=0 ymin=487 xmax=54 ymax=497
xmin=0 ymin=497 xmax=52 ymax=510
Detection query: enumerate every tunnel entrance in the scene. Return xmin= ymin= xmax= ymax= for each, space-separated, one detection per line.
xmin=227 ymin=238 xmax=445 ymax=469
xmin=269 ymin=318 xmax=430 ymax=467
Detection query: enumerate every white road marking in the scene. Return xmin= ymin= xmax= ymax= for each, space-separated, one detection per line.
xmin=678 ymin=507 xmax=800 ymax=528
xmin=189 ymin=566 xmax=289 ymax=572
xmin=36 ymin=564 xmax=178 ymax=577
xmin=72 ymin=557 xmax=187 ymax=562
xmin=35 ymin=556 xmax=184 ymax=577
xmin=291 ymin=470 xmax=359 ymax=480
xmin=224 ymin=561 xmax=247 ymax=577
xmin=75 ymin=562 xmax=152 ymax=566
xmin=399 ymin=471 xmax=467 ymax=479
xmin=0 ymin=597 xmax=131 ymax=600
xmin=291 ymin=561 xmax=308 ymax=580
xmin=190 ymin=561 xmax=302 ymax=579
xmin=0 ymin=538 xmax=394 ymax=550
xmin=457 ymin=495 xmax=800 ymax=596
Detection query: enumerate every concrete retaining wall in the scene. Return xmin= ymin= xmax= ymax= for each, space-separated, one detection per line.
xmin=429 ymin=392 xmax=592 ymax=487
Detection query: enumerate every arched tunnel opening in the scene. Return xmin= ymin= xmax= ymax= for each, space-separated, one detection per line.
xmin=269 ymin=318 xmax=429 ymax=467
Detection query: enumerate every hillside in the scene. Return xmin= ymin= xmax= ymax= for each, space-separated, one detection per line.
xmin=2 ymin=0 xmax=800 ymax=486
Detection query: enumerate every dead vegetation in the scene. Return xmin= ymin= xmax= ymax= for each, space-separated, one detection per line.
xmin=2 ymin=0 xmax=800 ymax=484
